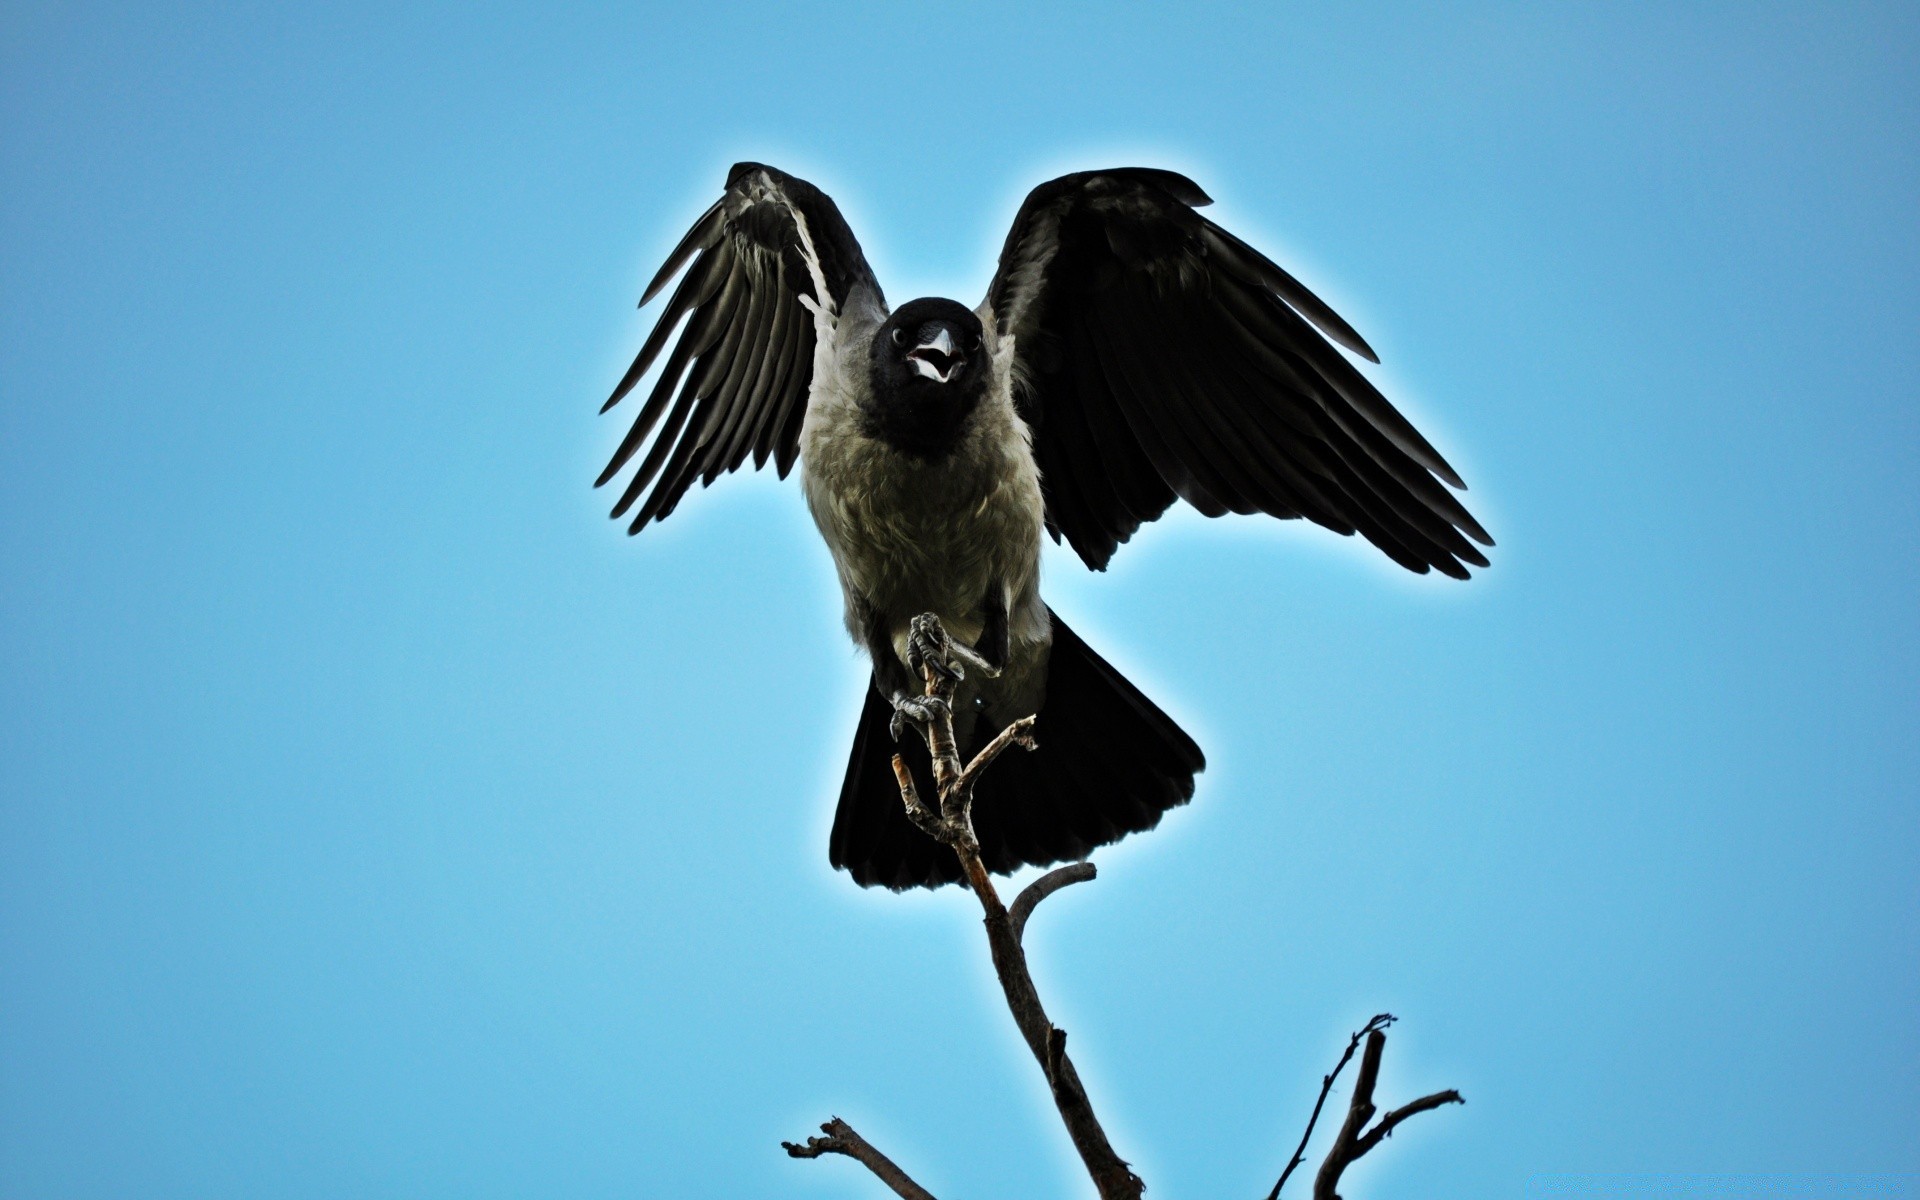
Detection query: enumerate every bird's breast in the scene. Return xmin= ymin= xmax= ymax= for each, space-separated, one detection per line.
xmin=801 ymin=385 xmax=1044 ymax=642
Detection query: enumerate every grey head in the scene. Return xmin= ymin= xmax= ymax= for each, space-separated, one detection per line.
xmin=863 ymin=297 xmax=990 ymax=459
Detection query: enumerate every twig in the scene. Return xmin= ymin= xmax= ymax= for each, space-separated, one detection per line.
xmin=958 ymin=714 xmax=1038 ymax=791
xmin=1265 ymin=1014 xmax=1393 ymax=1200
xmin=1352 ymin=1089 xmax=1467 ymax=1159
xmin=1010 ymin=862 xmax=1098 ymax=945
xmin=892 ymin=754 xmax=942 ymax=841
xmin=782 ymin=1117 xmax=937 ymax=1200
xmin=1309 ymin=1024 xmax=1465 ymax=1200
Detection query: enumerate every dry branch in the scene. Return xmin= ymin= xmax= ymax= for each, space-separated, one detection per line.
xmin=1305 ymin=1020 xmax=1464 ymax=1200
xmin=782 ymin=1118 xmax=936 ymax=1200
xmin=1010 ymin=862 xmax=1098 ymax=945
xmin=896 ymin=625 xmax=1141 ymax=1200
xmin=1266 ymin=1014 xmax=1394 ymax=1200
xmin=796 ymin=616 xmax=1138 ymax=1199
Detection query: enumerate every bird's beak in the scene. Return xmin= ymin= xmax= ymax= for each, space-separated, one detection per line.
xmin=907 ymin=327 xmax=961 ymax=383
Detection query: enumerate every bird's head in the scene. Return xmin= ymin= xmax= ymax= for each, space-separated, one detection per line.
xmin=865 ymin=298 xmax=990 ymax=457
xmin=875 ymin=298 xmax=986 ymax=388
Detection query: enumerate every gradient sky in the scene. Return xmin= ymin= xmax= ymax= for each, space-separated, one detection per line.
xmin=3 ymin=4 xmax=1916 ymax=1198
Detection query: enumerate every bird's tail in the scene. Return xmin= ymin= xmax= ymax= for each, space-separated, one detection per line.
xmin=829 ymin=608 xmax=1204 ymax=889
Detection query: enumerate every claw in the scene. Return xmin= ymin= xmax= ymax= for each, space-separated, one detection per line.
xmin=907 ymin=614 xmax=963 ymax=684
xmin=918 ymin=652 xmax=963 ymax=685
xmin=889 ymin=694 xmax=950 ymax=743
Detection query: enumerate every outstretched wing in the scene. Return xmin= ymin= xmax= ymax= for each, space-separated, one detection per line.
xmin=598 ymin=162 xmax=881 ymax=532
xmin=985 ymin=168 xmax=1492 ymax=577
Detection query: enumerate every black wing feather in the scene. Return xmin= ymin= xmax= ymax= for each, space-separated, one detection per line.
xmin=599 ymin=163 xmax=880 ymax=532
xmin=1069 ymin=316 xmax=1178 ymax=531
xmin=711 ymin=266 xmax=797 ymax=478
xmin=986 ymin=169 xmax=1491 ymax=574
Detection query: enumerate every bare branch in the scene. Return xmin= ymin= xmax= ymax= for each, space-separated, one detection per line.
xmin=891 ymin=753 xmax=943 ymax=841
xmin=1266 ymin=1014 xmax=1393 ymax=1200
xmin=1314 ymin=1026 xmax=1386 ymax=1200
xmin=1352 ymin=1089 xmax=1467 ymax=1159
xmin=782 ymin=1117 xmax=938 ymax=1200
xmin=1309 ymin=1024 xmax=1465 ymax=1200
xmin=958 ymin=714 xmax=1038 ymax=791
xmin=1010 ymin=862 xmax=1098 ymax=944
xmin=896 ymin=616 xmax=1143 ymax=1200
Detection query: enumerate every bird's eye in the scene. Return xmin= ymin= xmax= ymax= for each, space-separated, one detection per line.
xmin=891 ymin=328 xmax=906 ymax=346
xmin=969 ymin=334 xmax=983 ymax=352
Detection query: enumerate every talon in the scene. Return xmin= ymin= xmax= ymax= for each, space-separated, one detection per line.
xmin=907 ymin=614 xmax=962 ymax=683
xmin=919 ymin=653 xmax=963 ymax=684
xmin=888 ymin=694 xmax=950 ymax=743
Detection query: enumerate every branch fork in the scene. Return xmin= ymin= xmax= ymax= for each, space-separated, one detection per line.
xmin=1266 ymin=1014 xmax=1466 ymax=1200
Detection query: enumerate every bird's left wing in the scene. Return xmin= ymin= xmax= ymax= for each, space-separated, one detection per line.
xmin=598 ymin=162 xmax=881 ymax=532
xmin=984 ymin=168 xmax=1492 ymax=576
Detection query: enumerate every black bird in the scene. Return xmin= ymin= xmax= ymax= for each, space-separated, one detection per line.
xmin=599 ymin=163 xmax=1491 ymax=889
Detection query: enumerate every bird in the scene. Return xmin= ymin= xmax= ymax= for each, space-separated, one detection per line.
xmin=598 ymin=163 xmax=1491 ymax=889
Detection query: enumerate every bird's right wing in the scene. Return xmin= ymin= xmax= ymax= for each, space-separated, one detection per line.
xmin=984 ymin=168 xmax=1490 ymax=576
xmin=597 ymin=163 xmax=882 ymax=532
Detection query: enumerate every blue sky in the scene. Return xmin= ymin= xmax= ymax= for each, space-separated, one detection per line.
xmin=2 ymin=3 xmax=1915 ymax=1197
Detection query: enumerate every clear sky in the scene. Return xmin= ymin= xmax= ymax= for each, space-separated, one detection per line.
xmin=2 ymin=3 xmax=1915 ymax=1197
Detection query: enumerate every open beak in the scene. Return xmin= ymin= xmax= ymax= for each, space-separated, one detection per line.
xmin=906 ymin=327 xmax=961 ymax=383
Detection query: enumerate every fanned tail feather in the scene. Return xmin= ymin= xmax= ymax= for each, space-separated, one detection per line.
xmin=829 ymin=610 xmax=1204 ymax=889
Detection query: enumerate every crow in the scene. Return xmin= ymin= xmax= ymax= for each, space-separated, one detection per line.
xmin=598 ymin=163 xmax=1491 ymax=888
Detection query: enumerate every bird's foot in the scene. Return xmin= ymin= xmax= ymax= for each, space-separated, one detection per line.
xmin=889 ymin=694 xmax=951 ymax=744
xmin=906 ymin=614 xmax=963 ymax=685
